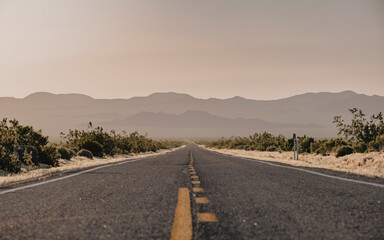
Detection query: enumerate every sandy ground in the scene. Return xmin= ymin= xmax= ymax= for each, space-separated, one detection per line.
xmin=0 ymin=146 xmax=185 ymax=186
xmin=201 ymin=146 xmax=384 ymax=178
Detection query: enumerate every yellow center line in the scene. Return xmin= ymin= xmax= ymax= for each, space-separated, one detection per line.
xmin=197 ymin=213 xmax=218 ymax=222
xmin=190 ymin=172 xmax=197 ymax=175
xmin=193 ymin=187 xmax=204 ymax=192
xmin=191 ymin=181 xmax=201 ymax=184
xmin=195 ymin=197 xmax=210 ymax=204
xmin=191 ymin=176 xmax=199 ymax=179
xmin=170 ymin=188 xmax=192 ymax=240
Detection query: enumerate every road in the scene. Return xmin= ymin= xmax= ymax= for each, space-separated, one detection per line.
xmin=0 ymin=144 xmax=383 ymax=239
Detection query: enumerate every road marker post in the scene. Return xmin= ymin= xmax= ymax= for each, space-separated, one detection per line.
xmin=293 ymin=133 xmax=299 ymax=160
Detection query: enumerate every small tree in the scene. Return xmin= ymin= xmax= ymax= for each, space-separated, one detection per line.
xmin=333 ymin=108 xmax=384 ymax=144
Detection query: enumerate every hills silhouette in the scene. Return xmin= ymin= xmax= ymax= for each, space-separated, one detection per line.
xmin=1 ymin=91 xmax=383 ymax=138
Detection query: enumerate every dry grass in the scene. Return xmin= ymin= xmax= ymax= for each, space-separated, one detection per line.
xmin=202 ymin=146 xmax=384 ymax=178
xmin=0 ymin=146 xmax=185 ymax=186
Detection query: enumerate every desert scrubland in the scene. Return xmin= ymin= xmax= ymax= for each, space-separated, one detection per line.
xmin=203 ymin=146 xmax=384 ymax=178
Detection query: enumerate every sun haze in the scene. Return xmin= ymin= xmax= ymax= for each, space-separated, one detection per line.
xmin=0 ymin=0 xmax=383 ymax=99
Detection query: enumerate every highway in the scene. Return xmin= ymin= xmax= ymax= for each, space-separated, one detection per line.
xmin=0 ymin=144 xmax=383 ymax=239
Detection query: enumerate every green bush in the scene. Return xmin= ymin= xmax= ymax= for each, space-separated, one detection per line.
xmin=60 ymin=123 xmax=174 ymax=157
xmin=0 ymin=118 xmax=55 ymax=172
xmin=14 ymin=145 xmax=38 ymax=165
xmin=334 ymin=108 xmax=384 ymax=144
xmin=336 ymin=146 xmax=355 ymax=158
xmin=310 ymin=141 xmax=323 ymax=154
xmin=58 ymin=147 xmax=72 ymax=160
xmin=0 ymin=150 xmax=21 ymax=173
xmin=203 ymin=131 xmax=375 ymax=157
xmin=39 ymin=146 xmax=60 ymax=166
xmin=68 ymin=149 xmax=77 ymax=157
xmin=1 ymin=119 xmax=179 ymax=173
xmin=266 ymin=145 xmax=278 ymax=151
xmin=315 ymin=145 xmax=328 ymax=156
xmin=299 ymin=136 xmax=315 ymax=153
xmin=206 ymin=132 xmax=293 ymax=152
xmin=354 ymin=142 xmax=368 ymax=153
xmin=368 ymin=134 xmax=384 ymax=152
xmin=78 ymin=149 xmax=93 ymax=159
xmin=80 ymin=139 xmax=103 ymax=157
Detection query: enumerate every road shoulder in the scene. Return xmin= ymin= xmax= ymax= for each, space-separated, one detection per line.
xmin=200 ymin=145 xmax=384 ymax=182
xmin=0 ymin=146 xmax=185 ymax=187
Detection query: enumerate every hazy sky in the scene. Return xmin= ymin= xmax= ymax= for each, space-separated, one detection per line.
xmin=0 ymin=0 xmax=383 ymax=100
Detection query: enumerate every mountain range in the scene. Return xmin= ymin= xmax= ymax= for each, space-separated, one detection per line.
xmin=1 ymin=91 xmax=383 ymax=138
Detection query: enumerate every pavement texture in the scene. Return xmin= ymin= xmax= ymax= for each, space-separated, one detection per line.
xmin=0 ymin=144 xmax=383 ymax=239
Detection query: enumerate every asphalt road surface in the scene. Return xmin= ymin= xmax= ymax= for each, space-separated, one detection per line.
xmin=0 ymin=144 xmax=383 ymax=239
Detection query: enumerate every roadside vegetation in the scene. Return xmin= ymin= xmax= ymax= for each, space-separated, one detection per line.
xmin=0 ymin=120 xmax=183 ymax=173
xmin=202 ymin=108 xmax=384 ymax=157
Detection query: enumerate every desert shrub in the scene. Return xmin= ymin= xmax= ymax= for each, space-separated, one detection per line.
xmin=158 ymin=140 xmax=184 ymax=149
xmin=39 ymin=146 xmax=60 ymax=166
xmin=334 ymin=108 xmax=384 ymax=144
xmin=266 ymin=145 xmax=278 ymax=151
xmin=315 ymin=145 xmax=328 ymax=156
xmin=71 ymin=147 xmax=79 ymax=153
xmin=0 ymin=150 xmax=21 ymax=173
xmin=204 ymin=133 xmax=362 ymax=157
xmin=61 ymin=123 xmax=172 ymax=157
xmin=354 ymin=142 xmax=368 ymax=153
xmin=58 ymin=147 xmax=72 ymax=160
xmin=14 ymin=145 xmax=38 ymax=165
xmin=206 ymin=132 xmax=294 ymax=152
xmin=299 ymin=136 xmax=314 ymax=153
xmin=0 ymin=118 xmax=57 ymax=172
xmin=78 ymin=149 xmax=93 ymax=159
xmin=368 ymin=134 xmax=384 ymax=152
xmin=336 ymin=146 xmax=355 ymax=158
xmin=322 ymin=138 xmax=348 ymax=153
xmin=79 ymin=139 xmax=104 ymax=157
xmin=310 ymin=141 xmax=321 ymax=154
xmin=68 ymin=149 xmax=77 ymax=157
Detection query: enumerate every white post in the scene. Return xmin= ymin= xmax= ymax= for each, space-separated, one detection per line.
xmin=293 ymin=133 xmax=297 ymax=160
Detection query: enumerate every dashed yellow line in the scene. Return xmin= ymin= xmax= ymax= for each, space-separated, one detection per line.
xmin=170 ymin=188 xmax=192 ymax=240
xmin=193 ymin=187 xmax=204 ymax=192
xmin=195 ymin=197 xmax=210 ymax=204
xmin=197 ymin=213 xmax=218 ymax=222
xmin=185 ymin=150 xmax=219 ymax=235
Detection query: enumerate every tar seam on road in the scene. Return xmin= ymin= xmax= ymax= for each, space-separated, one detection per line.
xmin=210 ymin=150 xmax=384 ymax=188
xmin=0 ymin=158 xmax=147 ymax=195
xmin=170 ymin=188 xmax=193 ymax=240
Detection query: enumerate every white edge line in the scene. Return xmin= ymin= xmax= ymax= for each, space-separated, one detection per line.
xmin=0 ymin=158 xmax=145 ymax=195
xmin=209 ymin=150 xmax=384 ymax=188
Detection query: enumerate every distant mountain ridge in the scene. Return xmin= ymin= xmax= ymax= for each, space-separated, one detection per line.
xmin=0 ymin=91 xmax=383 ymax=138
xmin=102 ymin=110 xmax=320 ymax=129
